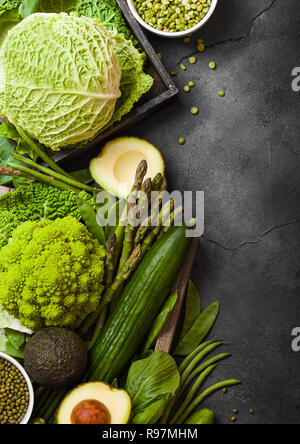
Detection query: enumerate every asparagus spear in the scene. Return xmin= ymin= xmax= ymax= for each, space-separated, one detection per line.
xmin=101 ymin=244 xmax=142 ymax=311
xmin=134 ymin=176 xmax=168 ymax=245
xmin=11 ymin=152 xmax=96 ymax=194
xmin=141 ymin=198 xmax=175 ymax=255
xmin=117 ymin=177 xmax=152 ymax=275
xmin=113 ymin=160 xmax=147 ymax=268
xmin=0 ymin=166 xmax=35 ymax=181
xmin=105 ymin=233 xmax=117 ymax=287
xmin=5 ymin=161 xmax=81 ymax=193
xmin=151 ymin=172 xmax=163 ymax=191
xmin=157 ymin=205 xmax=184 ymax=239
xmin=87 ymin=245 xmax=142 ymax=342
xmin=79 ymin=244 xmax=142 ymax=337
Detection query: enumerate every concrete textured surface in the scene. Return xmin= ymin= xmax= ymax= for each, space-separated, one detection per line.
xmin=70 ymin=0 xmax=300 ymax=424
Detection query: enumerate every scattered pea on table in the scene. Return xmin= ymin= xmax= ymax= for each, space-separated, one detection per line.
xmin=209 ymin=61 xmax=216 ymax=70
xmin=189 ymin=56 xmax=197 ymax=64
xmin=178 ymin=137 xmax=186 ymax=145
xmin=218 ymin=90 xmax=225 ymax=97
xmin=184 ymin=85 xmax=190 ymax=92
xmin=188 ymin=81 xmax=195 ymax=87
xmin=181 ymin=64 xmax=187 ymax=71
xmin=190 ymin=107 xmax=199 ymax=115
xmin=197 ymin=43 xmax=206 ymax=52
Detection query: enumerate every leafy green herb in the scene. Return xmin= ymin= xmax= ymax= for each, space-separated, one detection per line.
xmin=175 ymin=301 xmax=220 ymax=356
xmin=0 ymin=329 xmax=25 ymax=358
xmin=5 ymin=328 xmax=25 ymax=349
xmin=143 ymin=291 xmax=178 ymax=353
xmin=0 ymin=121 xmax=37 ymax=160
xmin=70 ymin=169 xmax=93 ymax=185
xmin=126 ymin=350 xmax=180 ymax=424
xmin=179 ymin=280 xmax=201 ymax=341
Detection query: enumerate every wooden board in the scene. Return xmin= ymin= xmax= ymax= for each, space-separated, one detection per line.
xmin=52 ymin=0 xmax=178 ymax=165
xmin=0 ymin=185 xmax=198 ymax=353
xmin=155 ymin=238 xmax=199 ymax=353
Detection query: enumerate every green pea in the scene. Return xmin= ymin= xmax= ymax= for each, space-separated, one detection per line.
xmin=189 ymin=56 xmax=197 ymax=64
xmin=190 ymin=106 xmax=199 ymax=115
xmin=218 ymin=90 xmax=225 ymax=97
xmin=184 ymin=85 xmax=190 ymax=92
xmin=178 ymin=137 xmax=186 ymax=145
xmin=209 ymin=61 xmax=216 ymax=70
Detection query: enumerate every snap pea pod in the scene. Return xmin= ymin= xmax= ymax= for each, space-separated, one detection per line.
xmin=175 ymin=379 xmax=241 ymax=424
xmin=77 ymin=198 xmax=106 ymax=246
xmin=175 ymin=301 xmax=220 ymax=356
xmin=179 ymin=280 xmax=201 ymax=342
xmin=185 ymin=408 xmax=215 ymax=425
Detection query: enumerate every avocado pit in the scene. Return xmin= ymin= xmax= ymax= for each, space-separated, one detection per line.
xmin=71 ymin=399 xmax=111 ymax=425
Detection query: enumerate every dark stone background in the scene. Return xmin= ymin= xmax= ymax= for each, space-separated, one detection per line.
xmin=70 ymin=0 xmax=300 ymax=424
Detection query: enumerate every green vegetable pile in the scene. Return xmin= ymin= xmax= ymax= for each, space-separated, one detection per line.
xmin=0 ymin=216 xmax=105 ymax=330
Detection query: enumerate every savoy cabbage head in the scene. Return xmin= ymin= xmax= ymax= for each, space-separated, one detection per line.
xmin=0 ymin=13 xmax=122 ymax=150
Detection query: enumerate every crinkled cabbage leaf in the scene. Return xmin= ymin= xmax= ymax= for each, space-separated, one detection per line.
xmin=0 ymin=13 xmax=122 ymax=150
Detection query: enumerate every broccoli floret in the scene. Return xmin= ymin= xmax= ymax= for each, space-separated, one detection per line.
xmin=0 ymin=182 xmax=95 ymax=247
xmin=0 ymin=216 xmax=105 ymax=330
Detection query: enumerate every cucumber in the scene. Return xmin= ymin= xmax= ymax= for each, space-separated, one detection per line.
xmin=87 ymin=225 xmax=192 ymax=383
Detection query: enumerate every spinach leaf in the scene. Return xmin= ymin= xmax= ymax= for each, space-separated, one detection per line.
xmin=179 ymin=280 xmax=201 ymax=342
xmin=5 ymin=328 xmax=25 ymax=349
xmin=0 ymin=136 xmax=15 ymax=185
xmin=175 ymin=301 xmax=220 ymax=356
xmin=126 ymin=350 xmax=180 ymax=424
xmin=70 ymin=169 xmax=93 ymax=185
xmin=0 ymin=329 xmax=25 ymax=358
xmin=0 ymin=121 xmax=37 ymax=159
xmin=143 ymin=291 xmax=178 ymax=353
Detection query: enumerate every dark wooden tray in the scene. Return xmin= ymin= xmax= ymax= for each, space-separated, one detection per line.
xmin=53 ymin=0 xmax=178 ymax=165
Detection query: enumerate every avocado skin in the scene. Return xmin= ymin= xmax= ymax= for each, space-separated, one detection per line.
xmin=24 ymin=327 xmax=87 ymax=388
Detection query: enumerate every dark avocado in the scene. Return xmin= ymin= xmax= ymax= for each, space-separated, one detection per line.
xmin=24 ymin=327 xmax=87 ymax=388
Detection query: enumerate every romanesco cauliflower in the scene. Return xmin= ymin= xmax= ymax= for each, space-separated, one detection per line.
xmin=0 ymin=182 xmax=95 ymax=248
xmin=0 ymin=216 xmax=105 ymax=330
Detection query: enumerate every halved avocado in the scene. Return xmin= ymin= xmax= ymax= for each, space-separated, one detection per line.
xmin=90 ymin=137 xmax=165 ymax=199
xmin=56 ymin=382 xmax=132 ymax=424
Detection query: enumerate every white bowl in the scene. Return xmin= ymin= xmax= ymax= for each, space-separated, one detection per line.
xmin=127 ymin=0 xmax=218 ymax=38
xmin=0 ymin=352 xmax=34 ymax=424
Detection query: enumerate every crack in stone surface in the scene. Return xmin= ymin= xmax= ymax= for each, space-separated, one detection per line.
xmin=203 ymin=220 xmax=299 ymax=252
xmin=176 ymin=0 xmax=278 ymax=66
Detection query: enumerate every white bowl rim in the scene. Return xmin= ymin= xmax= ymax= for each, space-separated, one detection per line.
xmin=127 ymin=0 xmax=219 ymax=38
xmin=0 ymin=352 xmax=34 ymax=424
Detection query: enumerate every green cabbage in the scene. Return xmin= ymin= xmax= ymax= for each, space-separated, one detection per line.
xmin=0 ymin=13 xmax=122 ymax=150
